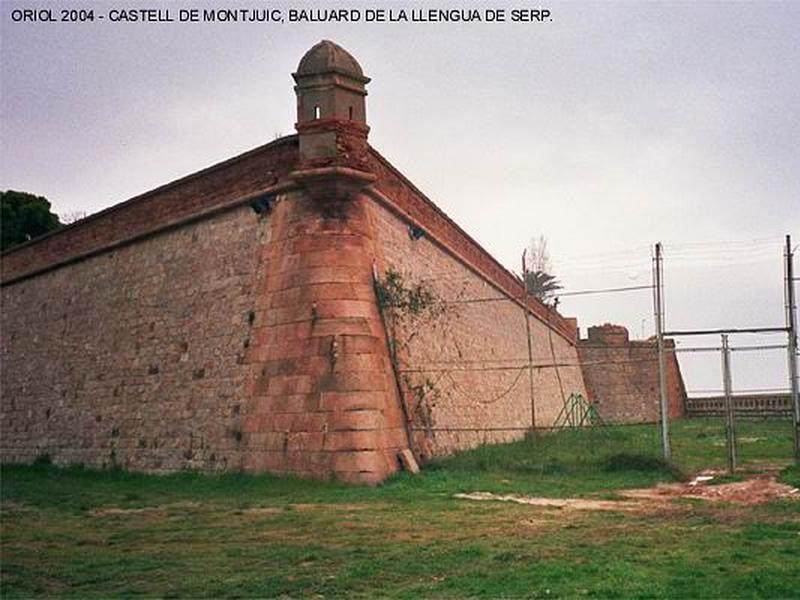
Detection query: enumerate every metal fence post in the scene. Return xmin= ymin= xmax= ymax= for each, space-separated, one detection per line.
xmin=721 ymin=334 xmax=737 ymax=473
xmin=785 ymin=234 xmax=800 ymax=460
xmin=522 ymin=250 xmax=537 ymax=432
xmin=653 ymin=242 xmax=671 ymax=462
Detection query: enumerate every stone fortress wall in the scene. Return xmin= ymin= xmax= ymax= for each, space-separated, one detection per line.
xmin=1 ymin=206 xmax=265 ymax=471
xmin=1 ymin=138 xmax=299 ymax=473
xmin=1 ymin=41 xmax=671 ymax=483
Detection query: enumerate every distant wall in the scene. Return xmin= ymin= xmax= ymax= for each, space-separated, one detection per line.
xmin=686 ymin=394 xmax=793 ymax=418
xmin=577 ymin=325 xmax=686 ymax=424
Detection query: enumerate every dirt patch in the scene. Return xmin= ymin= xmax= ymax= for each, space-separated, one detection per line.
xmin=240 ymin=506 xmax=284 ymax=515
xmin=518 ymin=518 xmax=551 ymax=529
xmin=91 ymin=507 xmax=158 ymax=516
xmin=622 ymin=471 xmax=799 ymax=506
xmin=291 ymin=503 xmax=373 ymax=512
xmin=456 ymin=471 xmax=799 ymax=512
xmin=90 ymin=501 xmax=201 ymax=517
xmin=455 ymin=492 xmax=639 ymax=511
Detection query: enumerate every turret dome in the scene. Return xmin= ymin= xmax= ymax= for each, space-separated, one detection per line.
xmin=296 ymin=40 xmax=368 ymax=81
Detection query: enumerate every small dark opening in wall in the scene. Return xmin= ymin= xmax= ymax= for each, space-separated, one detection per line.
xmin=408 ymin=225 xmax=425 ymax=240
xmin=314 ymin=105 xmax=321 ymax=119
xmin=349 ymin=106 xmax=354 ymax=119
xmin=249 ymin=195 xmax=274 ymax=215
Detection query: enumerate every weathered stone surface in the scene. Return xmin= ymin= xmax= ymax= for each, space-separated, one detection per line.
xmin=367 ymin=197 xmax=588 ymax=461
xmin=577 ymin=324 xmax=686 ymax=423
xmin=1 ymin=206 xmax=266 ymax=471
xmin=0 ymin=40 xmax=597 ymax=484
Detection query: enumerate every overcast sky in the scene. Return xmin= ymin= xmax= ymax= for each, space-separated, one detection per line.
xmin=2 ymin=0 xmax=798 ymax=394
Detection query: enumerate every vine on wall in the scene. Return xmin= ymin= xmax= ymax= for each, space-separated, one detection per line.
xmin=375 ymin=268 xmax=452 ymax=447
xmin=375 ymin=269 xmax=444 ymax=319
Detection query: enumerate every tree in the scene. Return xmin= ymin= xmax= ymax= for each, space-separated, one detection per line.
xmin=523 ymin=235 xmax=562 ymax=303
xmin=1 ymin=190 xmax=62 ymax=251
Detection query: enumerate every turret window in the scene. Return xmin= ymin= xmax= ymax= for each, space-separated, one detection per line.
xmin=314 ymin=105 xmax=321 ymax=119
xmin=349 ymin=106 xmax=354 ymax=120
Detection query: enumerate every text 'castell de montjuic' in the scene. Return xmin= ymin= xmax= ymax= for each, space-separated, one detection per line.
xmin=10 ymin=7 xmax=553 ymax=24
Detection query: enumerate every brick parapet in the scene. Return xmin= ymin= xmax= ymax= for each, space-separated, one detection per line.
xmin=1 ymin=137 xmax=299 ymax=285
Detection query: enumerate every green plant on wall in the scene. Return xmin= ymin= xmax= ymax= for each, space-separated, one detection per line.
xmin=376 ymin=269 xmax=442 ymax=317
xmin=376 ymin=268 xmax=452 ymax=441
xmin=375 ymin=268 xmax=454 ymax=356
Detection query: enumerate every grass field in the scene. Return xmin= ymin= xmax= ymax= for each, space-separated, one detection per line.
xmin=2 ymin=418 xmax=799 ymax=598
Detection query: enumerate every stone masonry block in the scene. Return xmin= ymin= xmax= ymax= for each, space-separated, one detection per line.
xmin=323 ymin=430 xmax=382 ymax=452
xmin=319 ymin=391 xmax=387 ymax=412
xmin=330 ymin=409 xmax=384 ymax=431
xmin=296 ymin=248 xmax=371 ymax=270
xmin=275 ymin=282 xmax=376 ymax=308
xmin=339 ymin=335 xmax=384 ymax=355
xmin=318 ymin=371 xmax=387 ymax=393
xmin=332 ymin=450 xmax=388 ymax=473
xmin=266 ymin=375 xmax=314 ymax=396
xmin=253 ymin=338 xmax=328 ymax=362
xmin=312 ymin=299 xmax=377 ymax=321
xmin=310 ymin=317 xmax=379 ymax=338
xmin=276 ymin=233 xmax=368 ymax=255
xmin=333 ymin=353 xmax=388 ymax=373
xmin=286 ymin=431 xmax=325 ymax=452
xmin=268 ymin=412 xmax=328 ymax=433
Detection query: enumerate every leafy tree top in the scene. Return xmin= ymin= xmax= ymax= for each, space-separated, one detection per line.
xmin=1 ymin=190 xmax=62 ymax=252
